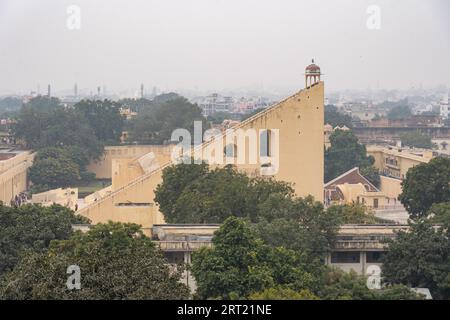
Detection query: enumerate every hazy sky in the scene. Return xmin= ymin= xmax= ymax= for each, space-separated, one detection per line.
xmin=0 ymin=0 xmax=449 ymax=95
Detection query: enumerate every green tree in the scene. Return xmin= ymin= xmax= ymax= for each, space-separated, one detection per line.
xmin=0 ymin=204 xmax=87 ymax=275
xmin=74 ymin=99 xmax=124 ymax=144
xmin=400 ymin=130 xmax=435 ymax=149
xmin=359 ymin=166 xmax=381 ymax=188
xmin=428 ymin=202 xmax=450 ymax=231
xmin=249 ymin=287 xmax=319 ymax=300
xmin=191 ymin=217 xmax=317 ymax=299
xmin=381 ymin=221 xmax=450 ymax=300
xmin=376 ymin=285 xmax=426 ymax=300
xmin=387 ymin=105 xmax=411 ymax=120
xmin=155 ymin=163 xmax=293 ymax=224
xmin=399 ymin=157 xmax=450 ymax=218
xmin=0 ymin=222 xmax=189 ymax=300
xmin=154 ymin=162 xmax=209 ymax=221
xmin=127 ymin=97 xmax=208 ymax=144
xmin=29 ymin=146 xmax=97 ymax=191
xmin=318 ymin=269 xmax=376 ymax=300
xmin=23 ymin=96 xmax=61 ymax=112
xmin=324 ymin=105 xmax=353 ymax=128
xmin=0 ymin=97 xmax=22 ymax=116
xmin=318 ymin=268 xmax=423 ymax=300
xmin=29 ymin=155 xmax=80 ymax=189
xmin=13 ymin=107 xmax=103 ymax=159
xmin=35 ymin=146 xmax=90 ymax=171
xmin=326 ymin=203 xmax=384 ymax=225
xmin=118 ymin=97 xmax=154 ymax=113
xmin=324 ymin=130 xmax=375 ymax=182
xmin=255 ymin=196 xmax=339 ymax=267
xmin=172 ymin=167 xmax=254 ymax=223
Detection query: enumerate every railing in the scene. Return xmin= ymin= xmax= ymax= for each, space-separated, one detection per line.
xmin=334 ymin=240 xmax=389 ymax=250
xmin=155 ymin=241 xmax=213 ymax=252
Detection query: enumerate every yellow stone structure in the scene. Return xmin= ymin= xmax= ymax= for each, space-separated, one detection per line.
xmin=0 ymin=151 xmax=34 ymax=204
xmin=367 ymin=145 xmax=431 ymax=180
xmin=31 ymin=187 xmax=78 ymax=210
xmin=87 ymin=145 xmax=173 ymax=179
xmin=78 ymin=63 xmax=325 ymax=234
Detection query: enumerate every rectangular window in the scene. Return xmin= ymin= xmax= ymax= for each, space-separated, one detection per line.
xmin=331 ymin=252 xmax=360 ymax=263
xmin=366 ymin=251 xmax=385 ymax=263
xmin=164 ymin=252 xmax=184 ymax=264
xmin=260 ymin=130 xmax=271 ymax=157
xmin=373 ymin=198 xmax=379 ymax=208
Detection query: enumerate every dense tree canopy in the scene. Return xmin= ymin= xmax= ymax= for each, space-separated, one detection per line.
xmin=324 ymin=105 xmax=353 ymax=128
xmin=254 ymin=195 xmax=339 ymax=266
xmin=381 ymin=221 xmax=450 ymax=300
xmin=13 ymin=102 xmax=103 ymax=159
xmin=28 ymin=147 xmax=94 ymax=190
xmin=400 ymin=130 xmax=435 ymax=149
xmin=249 ymin=287 xmax=319 ymax=300
xmin=191 ymin=217 xmax=319 ymax=299
xmin=387 ymin=105 xmax=412 ymax=120
xmin=192 ymin=217 xmax=423 ymax=300
xmin=118 ymin=97 xmax=153 ymax=113
xmin=0 ymin=222 xmax=189 ymax=300
xmin=127 ymin=96 xmax=208 ymax=144
xmin=0 ymin=204 xmax=87 ymax=276
xmin=154 ymin=163 xmax=294 ymax=223
xmin=29 ymin=155 xmax=80 ymax=189
xmin=0 ymin=96 xmax=22 ymax=115
xmin=154 ymin=162 xmax=210 ymax=221
xmin=324 ymin=130 xmax=377 ymax=182
xmin=318 ymin=268 xmax=423 ymax=300
xmin=22 ymin=96 xmax=61 ymax=112
xmin=428 ymin=202 xmax=450 ymax=232
xmin=399 ymin=157 xmax=450 ymax=218
xmin=359 ymin=166 xmax=381 ymax=188
xmin=326 ymin=203 xmax=385 ymax=225
xmin=12 ymin=97 xmax=131 ymax=190
xmin=74 ymin=100 xmax=124 ymax=144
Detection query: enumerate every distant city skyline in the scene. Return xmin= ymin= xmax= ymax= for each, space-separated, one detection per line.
xmin=0 ymin=0 xmax=449 ymax=96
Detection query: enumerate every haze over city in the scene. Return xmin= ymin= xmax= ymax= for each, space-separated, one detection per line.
xmin=0 ymin=0 xmax=449 ymax=96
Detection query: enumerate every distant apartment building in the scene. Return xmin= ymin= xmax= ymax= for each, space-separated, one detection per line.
xmin=233 ymin=96 xmax=271 ymax=114
xmin=368 ymin=114 xmax=442 ymax=128
xmin=196 ymin=93 xmax=234 ymax=116
xmin=440 ymin=93 xmax=449 ymax=119
xmin=343 ymin=101 xmax=388 ymax=122
xmin=367 ymin=145 xmax=432 ymax=180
